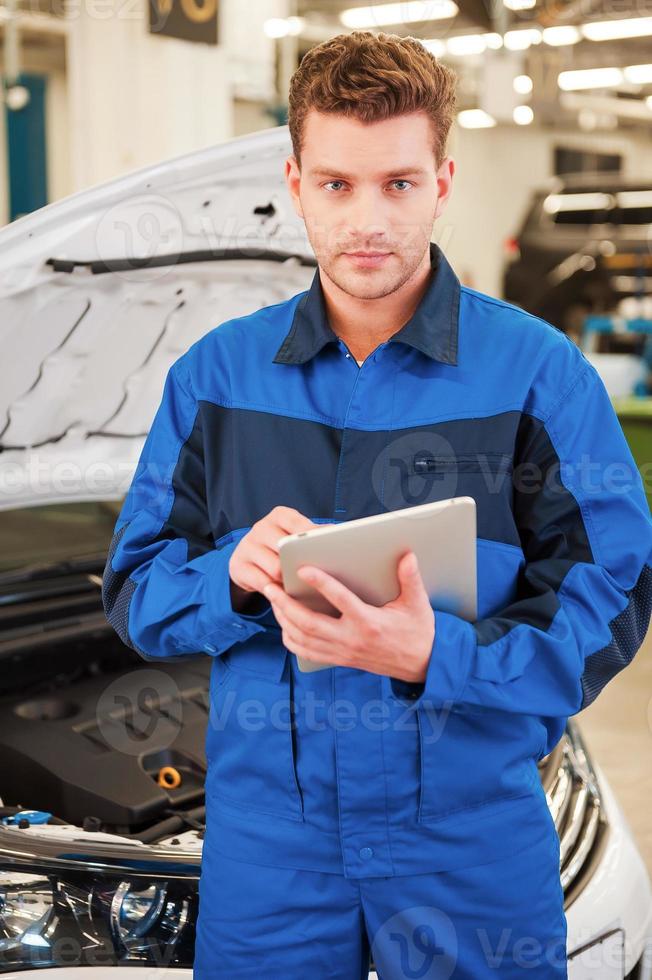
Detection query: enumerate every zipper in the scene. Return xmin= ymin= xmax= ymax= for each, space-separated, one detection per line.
xmin=413 ymin=452 xmax=513 ymax=475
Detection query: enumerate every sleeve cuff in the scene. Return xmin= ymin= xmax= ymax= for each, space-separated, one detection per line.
xmin=197 ymin=537 xmax=272 ymax=653
xmin=388 ymin=610 xmax=476 ymax=708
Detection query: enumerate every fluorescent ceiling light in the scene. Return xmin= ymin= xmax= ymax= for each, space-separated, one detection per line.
xmin=558 ymin=67 xmax=624 ymax=90
xmin=421 ymin=38 xmax=447 ymax=57
xmin=340 ymin=1 xmax=458 ymax=28
xmin=543 ymin=192 xmax=613 ymax=214
xmin=263 ymin=16 xmax=304 ymax=37
xmin=504 ymin=28 xmax=542 ymax=49
xmin=513 ymin=105 xmax=534 ymax=124
xmin=457 ymin=109 xmax=496 ymax=128
xmin=503 ymin=0 xmax=535 ymax=9
xmin=623 ymin=63 xmax=652 ymax=84
xmin=513 ymin=74 xmax=533 ymax=94
xmin=424 ymin=32 xmax=501 ymax=55
xmin=617 ymin=191 xmax=652 ymax=209
xmin=581 ymin=16 xmax=652 ymax=41
xmin=446 ymin=33 xmax=494 ymax=54
xmin=542 ymin=25 xmax=581 ymax=45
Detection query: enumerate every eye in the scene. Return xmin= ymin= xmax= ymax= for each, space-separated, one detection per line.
xmin=390 ymin=180 xmax=413 ymax=191
xmin=323 ymin=180 xmax=347 ymax=192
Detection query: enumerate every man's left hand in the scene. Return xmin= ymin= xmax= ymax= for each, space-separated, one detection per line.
xmin=262 ymin=551 xmax=435 ymax=683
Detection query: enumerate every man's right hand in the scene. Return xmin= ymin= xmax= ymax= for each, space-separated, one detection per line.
xmin=228 ymin=506 xmax=318 ymax=614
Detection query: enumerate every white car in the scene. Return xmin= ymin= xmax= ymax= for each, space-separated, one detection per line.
xmin=0 ymin=125 xmax=650 ymax=980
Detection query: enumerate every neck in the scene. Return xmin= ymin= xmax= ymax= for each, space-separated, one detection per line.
xmin=319 ymin=248 xmax=433 ymax=362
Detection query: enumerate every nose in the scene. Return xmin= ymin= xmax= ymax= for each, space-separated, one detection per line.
xmin=344 ymin=187 xmax=391 ymax=244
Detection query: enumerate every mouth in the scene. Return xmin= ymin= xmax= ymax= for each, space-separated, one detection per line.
xmin=343 ymin=251 xmax=393 ymax=268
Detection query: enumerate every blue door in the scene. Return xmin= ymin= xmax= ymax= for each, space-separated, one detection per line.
xmin=5 ymin=72 xmax=48 ymax=221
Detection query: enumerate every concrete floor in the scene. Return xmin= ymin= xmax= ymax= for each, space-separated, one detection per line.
xmin=577 ymin=623 xmax=652 ymax=875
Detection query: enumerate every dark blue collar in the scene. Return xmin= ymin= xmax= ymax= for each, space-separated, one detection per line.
xmin=272 ymin=240 xmax=460 ymax=366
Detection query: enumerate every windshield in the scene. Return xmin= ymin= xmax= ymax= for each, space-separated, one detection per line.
xmin=0 ymin=500 xmax=124 ymax=574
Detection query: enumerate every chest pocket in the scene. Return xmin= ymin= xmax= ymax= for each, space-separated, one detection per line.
xmin=412 ymin=451 xmax=513 ymax=476
xmin=408 ymin=452 xmax=515 ymax=538
xmin=205 ymin=643 xmax=304 ymax=822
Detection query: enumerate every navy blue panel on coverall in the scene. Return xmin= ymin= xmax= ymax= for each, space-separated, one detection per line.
xmin=102 ymin=242 xmax=652 ymax=978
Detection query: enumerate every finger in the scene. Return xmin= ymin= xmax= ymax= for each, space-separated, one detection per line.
xmin=264 ymin=581 xmax=342 ymax=641
xmin=243 ymin=543 xmax=283 ymax=584
xmin=231 ymin=563 xmax=278 ymax=597
xmin=273 ymin=602 xmax=338 ymax=657
xmin=281 ymin=628 xmax=338 ymax=666
xmin=295 ymin=565 xmax=368 ymax=618
xmin=269 ymin=506 xmax=317 ymax=536
xmin=394 ymin=551 xmax=430 ymax=609
xmin=397 ymin=551 xmax=428 ymax=604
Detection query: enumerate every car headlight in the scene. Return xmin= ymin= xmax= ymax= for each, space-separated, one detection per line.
xmin=0 ymin=866 xmax=195 ymax=971
xmin=0 ymin=873 xmax=55 ymax=955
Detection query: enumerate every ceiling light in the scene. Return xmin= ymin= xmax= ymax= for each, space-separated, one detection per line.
xmin=558 ymin=67 xmax=624 ymax=90
xmin=543 ymin=192 xmax=613 ymax=214
xmin=340 ymin=1 xmax=458 ymax=29
xmin=617 ymin=190 xmax=652 ymax=209
xmin=504 ymin=28 xmax=542 ymax=49
xmin=513 ymin=105 xmax=534 ymax=124
xmin=263 ymin=17 xmax=304 ymax=38
xmin=581 ymin=16 xmax=652 ymax=41
xmin=513 ymin=74 xmax=533 ymax=94
xmin=623 ymin=63 xmax=652 ymax=84
xmin=542 ymin=26 xmax=581 ymax=45
xmin=446 ymin=33 xmax=491 ymax=54
xmin=457 ymin=109 xmax=496 ymax=128
xmin=421 ymin=38 xmax=447 ymax=57
xmin=503 ymin=0 xmax=535 ymax=9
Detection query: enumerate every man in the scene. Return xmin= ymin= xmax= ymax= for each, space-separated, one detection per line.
xmin=102 ymin=30 xmax=652 ymax=979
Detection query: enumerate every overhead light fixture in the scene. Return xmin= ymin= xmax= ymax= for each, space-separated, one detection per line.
xmin=504 ymin=28 xmax=542 ymax=50
xmin=340 ymin=1 xmax=458 ymax=29
xmin=617 ymin=190 xmax=652 ymax=209
xmin=558 ymin=67 xmax=624 ymax=90
xmin=623 ymin=63 xmax=652 ymax=84
xmin=457 ymin=109 xmax=496 ymax=128
xmin=542 ymin=25 xmax=581 ymax=46
xmin=446 ymin=32 xmax=501 ymax=54
xmin=513 ymin=105 xmax=534 ymax=124
xmin=263 ymin=16 xmax=304 ymax=38
xmin=581 ymin=16 xmax=652 ymax=41
xmin=513 ymin=74 xmax=533 ymax=94
xmin=424 ymin=32 xmax=502 ymax=56
xmin=421 ymin=38 xmax=447 ymax=57
xmin=503 ymin=0 xmax=535 ymax=9
xmin=563 ymin=91 xmax=652 ymax=121
xmin=543 ymin=192 xmax=613 ymax=214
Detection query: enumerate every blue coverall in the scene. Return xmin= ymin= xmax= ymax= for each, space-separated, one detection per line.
xmin=102 ymin=241 xmax=652 ymax=978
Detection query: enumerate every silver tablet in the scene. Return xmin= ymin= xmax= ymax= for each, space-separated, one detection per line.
xmin=277 ymin=495 xmax=477 ymax=672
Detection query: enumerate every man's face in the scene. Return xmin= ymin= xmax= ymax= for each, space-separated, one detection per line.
xmin=285 ymin=108 xmax=454 ymax=300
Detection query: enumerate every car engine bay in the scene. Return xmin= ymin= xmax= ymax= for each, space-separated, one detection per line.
xmin=0 ymin=628 xmax=210 ymax=848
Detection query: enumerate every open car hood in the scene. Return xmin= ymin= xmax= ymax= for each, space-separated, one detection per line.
xmin=0 ymin=125 xmax=315 ymax=511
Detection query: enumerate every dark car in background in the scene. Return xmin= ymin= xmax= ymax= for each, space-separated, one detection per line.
xmin=502 ymin=173 xmax=652 ymax=341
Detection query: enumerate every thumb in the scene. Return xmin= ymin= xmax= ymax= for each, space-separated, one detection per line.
xmin=398 ymin=551 xmax=425 ymax=602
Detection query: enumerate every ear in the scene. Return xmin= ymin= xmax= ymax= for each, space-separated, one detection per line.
xmin=433 ymin=156 xmax=455 ymax=220
xmin=285 ymin=155 xmax=304 ymax=219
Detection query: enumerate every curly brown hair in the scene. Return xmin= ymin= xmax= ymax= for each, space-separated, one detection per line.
xmin=287 ymin=31 xmax=458 ymax=171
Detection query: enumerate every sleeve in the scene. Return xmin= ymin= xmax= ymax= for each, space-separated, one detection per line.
xmin=389 ymin=360 xmax=652 ymax=716
xmin=101 ymin=356 xmax=272 ymax=662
